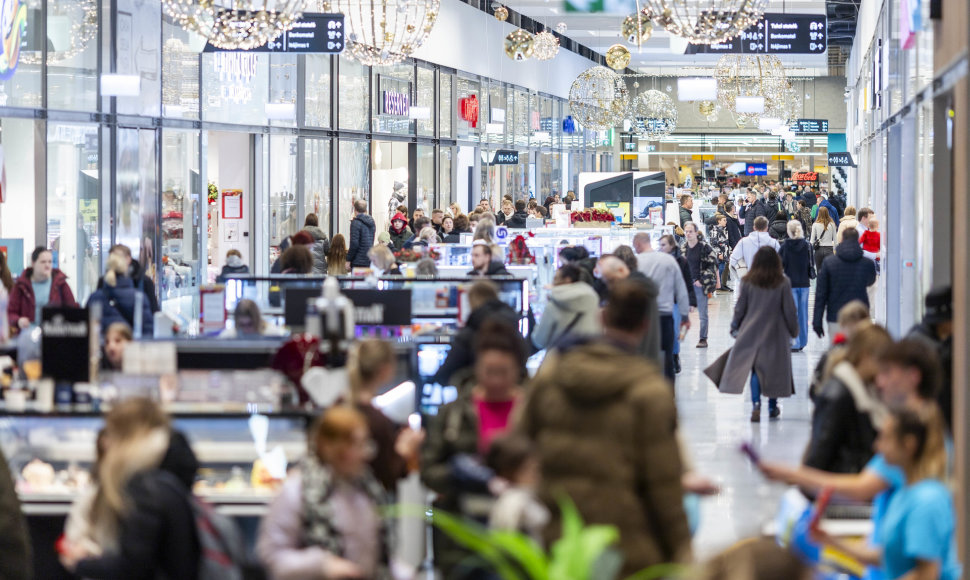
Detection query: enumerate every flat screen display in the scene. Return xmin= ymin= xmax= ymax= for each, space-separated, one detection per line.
xmin=745 ymin=163 xmax=768 ymax=176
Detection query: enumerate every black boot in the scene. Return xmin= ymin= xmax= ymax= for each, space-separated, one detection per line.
xmin=673 ymin=354 xmax=682 ymax=374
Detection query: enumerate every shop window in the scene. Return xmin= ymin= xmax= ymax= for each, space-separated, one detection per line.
xmin=439 ymin=147 xmax=454 ymax=207
xmin=115 ymin=0 xmax=161 ymax=117
xmin=305 ymin=55 xmax=332 ymax=128
xmin=339 ymin=55 xmax=369 ymax=131
xmin=304 ymin=139 xmax=332 ymax=236
xmin=416 ymin=144 xmax=435 ymax=215
xmin=269 ymin=55 xmax=298 ymax=128
xmin=0 ymin=120 xmax=40 ymax=278
xmin=439 ymin=73 xmax=453 ymax=139
xmin=337 ymin=140 xmax=370 ymax=236
xmin=160 ymin=129 xmax=200 ymax=317
xmin=162 ymin=21 xmax=201 ymax=119
xmin=202 ymin=53 xmax=270 ymax=125
xmin=456 ymin=77 xmax=481 ymax=140
xmin=269 ymin=135 xmax=299 ymax=263
xmin=44 ymin=0 xmax=99 ymax=112
xmin=372 ymin=63 xmax=414 ymax=135
xmin=487 ymin=82 xmax=507 ymax=145
xmin=416 ymin=67 xmax=434 ymax=137
xmin=115 ymin=128 xmax=159 ymax=292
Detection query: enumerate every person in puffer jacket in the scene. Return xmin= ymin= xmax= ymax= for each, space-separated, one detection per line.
xmin=347 ymin=200 xmax=377 ymax=268
xmin=532 ymin=264 xmax=601 ymax=350
xmin=387 ymin=212 xmax=412 ymax=251
xmin=813 ymin=228 xmax=877 ymax=340
xmin=302 ymin=214 xmax=331 ymax=274
xmin=86 ymin=253 xmax=154 ymax=336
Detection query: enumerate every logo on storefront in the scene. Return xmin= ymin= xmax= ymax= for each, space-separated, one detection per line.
xmin=459 ymin=95 xmax=479 ymax=128
xmin=0 ymin=0 xmax=27 ymax=80
xmin=381 ymin=91 xmax=410 ymax=117
xmin=792 ymin=171 xmax=818 ymax=182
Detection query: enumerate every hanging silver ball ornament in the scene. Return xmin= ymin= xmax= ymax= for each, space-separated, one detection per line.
xmin=568 ymin=66 xmax=630 ymax=131
xmin=627 ymin=89 xmax=678 ymax=139
xmin=493 ymin=5 xmax=509 ymax=21
xmin=555 ymin=22 xmax=567 ymax=34
xmin=621 ymin=13 xmax=652 ymax=45
xmin=504 ymin=29 xmax=535 ymax=60
xmin=697 ymin=100 xmax=720 ymax=122
xmin=633 ymin=81 xmax=640 ymax=88
xmin=605 ymin=44 xmax=631 ymax=70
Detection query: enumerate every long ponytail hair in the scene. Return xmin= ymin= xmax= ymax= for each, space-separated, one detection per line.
xmin=103 ymin=253 xmax=128 ymax=288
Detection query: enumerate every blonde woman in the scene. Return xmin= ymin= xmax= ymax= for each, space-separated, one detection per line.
xmin=810 ymin=206 xmax=837 ymax=272
xmin=836 ymin=205 xmax=858 ymax=244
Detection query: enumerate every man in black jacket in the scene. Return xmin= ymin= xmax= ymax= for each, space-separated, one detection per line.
xmin=678 ymin=194 xmax=693 ymax=227
xmin=741 ymin=189 xmax=768 ymax=236
xmin=467 ymin=241 xmax=510 ymax=276
xmin=813 ymin=229 xmax=877 ymax=340
xmin=723 ymin=201 xmax=742 ymax=250
xmin=906 ymin=286 xmax=953 ymax=430
xmin=505 ymin=200 xmax=530 ymax=229
xmin=346 ymin=199 xmax=376 ymax=268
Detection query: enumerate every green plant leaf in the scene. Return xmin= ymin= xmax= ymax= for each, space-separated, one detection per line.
xmin=489 ymin=530 xmax=550 ymax=580
xmin=622 ymin=563 xmax=687 ymax=580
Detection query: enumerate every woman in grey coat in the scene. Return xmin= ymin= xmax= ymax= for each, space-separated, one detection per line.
xmin=705 ymin=246 xmax=798 ymax=422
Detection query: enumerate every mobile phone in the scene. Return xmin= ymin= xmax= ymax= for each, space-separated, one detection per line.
xmin=408 ymin=413 xmax=422 ymax=432
xmin=809 ymin=487 xmax=834 ymax=532
xmin=739 ymin=442 xmax=760 ymax=465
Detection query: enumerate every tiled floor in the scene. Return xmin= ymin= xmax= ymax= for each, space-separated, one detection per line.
xmin=677 ymin=289 xmax=824 ymax=559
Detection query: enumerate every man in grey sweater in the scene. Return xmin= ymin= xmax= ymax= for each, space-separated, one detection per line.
xmin=633 ymin=233 xmax=691 ymax=384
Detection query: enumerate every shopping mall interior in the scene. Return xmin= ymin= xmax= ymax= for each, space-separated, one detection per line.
xmin=0 ymin=0 xmax=967 ymax=579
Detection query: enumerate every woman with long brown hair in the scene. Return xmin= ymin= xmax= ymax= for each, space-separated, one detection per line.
xmin=810 ymin=205 xmax=837 ymax=272
xmin=0 ymin=250 xmax=13 ymax=300
xmin=705 ymin=246 xmax=798 ymax=422
xmin=326 ymin=233 xmax=348 ymax=275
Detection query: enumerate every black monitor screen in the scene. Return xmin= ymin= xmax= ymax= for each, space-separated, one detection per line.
xmin=415 ymin=343 xmax=458 ymax=416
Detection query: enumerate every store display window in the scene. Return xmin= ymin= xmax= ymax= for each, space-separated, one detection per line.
xmin=439 ymin=73 xmax=454 ymax=140
xmin=202 ymin=52 xmax=270 ymax=125
xmin=339 ymin=55 xmax=370 ymax=132
xmin=160 ymin=129 xmax=201 ymax=319
xmin=338 ymin=140 xmax=370 ymax=236
xmin=45 ymin=0 xmax=100 ymax=112
xmin=304 ymin=55 xmax=332 ymax=128
xmin=269 ymin=54 xmax=298 ymax=128
xmin=161 ymin=21 xmax=201 ymax=119
xmin=372 ymin=63 xmax=414 ymax=135
xmin=304 ymin=138 xmax=332 ymax=236
xmin=416 ymin=66 xmax=435 ymax=137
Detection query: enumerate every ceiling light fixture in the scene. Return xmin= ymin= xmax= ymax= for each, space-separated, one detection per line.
xmin=162 ymin=0 xmax=310 ymax=50
xmin=641 ymin=0 xmax=768 ymax=45
xmin=328 ymin=0 xmax=440 ymax=65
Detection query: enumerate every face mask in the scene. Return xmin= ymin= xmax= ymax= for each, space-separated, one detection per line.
xmin=227 ymin=255 xmax=243 ymax=267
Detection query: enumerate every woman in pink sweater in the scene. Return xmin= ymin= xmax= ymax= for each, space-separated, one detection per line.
xmin=257 ymin=406 xmax=393 ymax=579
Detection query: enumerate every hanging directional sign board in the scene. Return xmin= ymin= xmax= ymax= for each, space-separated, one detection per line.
xmin=203 ymin=13 xmax=346 ymax=53
xmin=827 ymin=152 xmax=856 ymax=167
xmin=684 ymin=13 xmax=827 ymax=55
xmin=792 ymin=118 xmax=829 ymax=134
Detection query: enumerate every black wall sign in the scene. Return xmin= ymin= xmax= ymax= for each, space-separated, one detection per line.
xmin=203 ymin=13 xmax=345 ymax=54
xmin=792 ymin=118 xmax=829 ymax=134
xmin=343 ymin=289 xmax=412 ymax=326
xmin=492 ymin=150 xmax=520 ymax=165
xmin=685 ymin=13 xmax=827 ymax=55
xmin=41 ymin=307 xmax=90 ymax=383
xmin=828 ymin=152 xmax=856 ymax=167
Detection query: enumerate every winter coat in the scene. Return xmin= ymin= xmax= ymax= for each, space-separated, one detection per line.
xmin=347 ymin=214 xmax=377 ymax=268
xmin=75 ymin=430 xmax=201 ymax=580
xmin=672 ymin=253 xmax=698 ymax=308
xmin=779 ymin=238 xmax=814 ymax=288
xmin=813 ymin=240 xmax=877 ymax=329
xmin=8 ymin=268 xmax=78 ymax=328
xmin=764 ymin=199 xmax=781 ymax=223
xmin=678 ymin=206 xmax=693 ymax=227
xmin=708 ymin=225 xmax=731 ymax=261
xmin=388 ymin=212 xmax=412 ymax=251
xmin=768 ymin=218 xmax=789 ymax=241
xmin=803 ymin=361 xmax=882 ymax=474
xmin=742 ymin=199 xmax=768 ymax=235
xmin=819 ymin=199 xmax=841 ymax=227
xmin=496 ymin=211 xmax=514 ymax=226
xmin=797 ymin=207 xmax=814 ymax=238
xmin=0 ymin=445 xmax=31 ymax=580
xmin=531 ymin=282 xmax=601 ymax=350
xmin=467 ymin=261 xmax=511 ymax=277
xmin=724 ymin=213 xmax=742 ymax=249
xmin=505 ymin=210 xmax=530 ymax=229
xmin=518 ymin=339 xmax=692 ymax=575
xmin=96 ymin=259 xmax=158 ymax=313
xmin=216 ymin=263 xmax=249 ymax=283
xmin=729 ymin=232 xmax=779 ymax=274
xmin=432 ymin=299 xmax=522 ymax=386
xmin=86 ymin=276 xmax=155 ymax=336
xmin=681 ymin=240 xmax=719 ymax=294
xmin=704 ymin=277 xmax=798 ymax=399
xmin=304 ymin=226 xmax=331 ymax=274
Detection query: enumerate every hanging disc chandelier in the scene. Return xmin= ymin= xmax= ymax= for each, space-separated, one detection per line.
xmin=641 ymin=0 xmax=768 ymax=45
xmin=327 ymin=0 xmax=440 ymax=65
xmin=715 ymin=54 xmax=788 ymax=121
xmin=628 ymin=89 xmax=678 ymax=139
xmin=163 ymin=0 xmax=311 ymax=50
xmin=568 ymin=66 xmax=629 ymax=131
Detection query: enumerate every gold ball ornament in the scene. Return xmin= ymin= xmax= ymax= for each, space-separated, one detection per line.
xmin=504 ymin=29 xmax=535 ymax=61
xmin=493 ymin=5 xmax=509 ymax=21
xmin=605 ymin=44 xmax=631 ymax=70
xmin=621 ymin=13 xmax=652 ymax=45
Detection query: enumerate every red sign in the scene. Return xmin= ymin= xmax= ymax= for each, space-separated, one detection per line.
xmin=459 ymin=95 xmax=479 ymax=128
xmin=792 ymin=171 xmax=818 ymax=182
xmin=530 ymin=110 xmax=541 ymax=131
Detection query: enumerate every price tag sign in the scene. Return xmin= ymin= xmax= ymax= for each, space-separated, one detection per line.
xmin=495 ymin=226 xmax=510 ymax=245
xmin=203 ymin=13 xmax=346 ymax=54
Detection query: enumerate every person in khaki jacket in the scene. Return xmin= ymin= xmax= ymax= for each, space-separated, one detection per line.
xmin=517 ymin=279 xmax=692 ymax=576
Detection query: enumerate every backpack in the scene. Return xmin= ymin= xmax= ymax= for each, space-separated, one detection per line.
xmin=157 ymin=472 xmax=247 ymax=580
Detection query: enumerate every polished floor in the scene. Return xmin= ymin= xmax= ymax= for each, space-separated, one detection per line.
xmin=677 ymin=288 xmax=823 ymax=559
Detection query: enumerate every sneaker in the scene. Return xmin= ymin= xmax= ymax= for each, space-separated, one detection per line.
xmin=769 ymin=407 xmax=781 ymax=420
xmin=722 ymin=285 xmax=734 ymax=292
xmin=696 ymin=339 xmax=708 ymax=348
xmin=750 ymin=404 xmax=761 ymax=423
xmin=673 ymin=354 xmax=682 ymax=374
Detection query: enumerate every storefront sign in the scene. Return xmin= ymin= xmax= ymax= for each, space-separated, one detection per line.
xmin=684 ymin=13 xmax=827 ymax=55
xmin=562 ymin=115 xmax=577 ymax=134
xmin=41 ymin=307 xmax=90 ymax=383
xmin=222 ymin=189 xmax=243 ymax=219
xmin=342 ymin=289 xmax=412 ymax=326
xmin=492 ymin=150 xmax=519 ymax=165
xmin=0 ymin=0 xmax=26 ymax=80
xmin=745 ymin=163 xmax=768 ymax=176
xmin=381 ymin=91 xmax=410 ymax=117
xmin=459 ymin=95 xmax=479 ymax=127
xmin=827 ymin=152 xmax=856 ymax=167
xmin=792 ymin=118 xmax=829 ymax=134
xmin=792 ymin=171 xmax=818 ymax=182
xmin=203 ymin=13 xmax=346 ymax=53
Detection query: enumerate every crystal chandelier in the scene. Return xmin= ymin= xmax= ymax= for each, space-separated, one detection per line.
xmin=22 ymin=0 xmax=97 ymax=64
xmin=163 ymin=0 xmax=311 ymax=50
xmin=533 ymin=31 xmax=560 ymax=61
xmin=641 ymin=0 xmax=768 ymax=45
xmin=715 ymin=54 xmax=788 ymax=121
xmin=697 ymin=100 xmax=720 ymax=123
xmin=628 ymin=89 xmax=677 ymax=139
xmin=568 ymin=66 xmax=629 ymax=131
xmin=327 ymin=0 xmax=440 ymax=65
